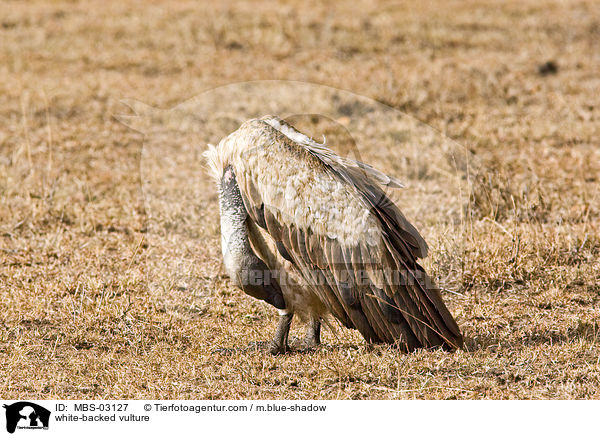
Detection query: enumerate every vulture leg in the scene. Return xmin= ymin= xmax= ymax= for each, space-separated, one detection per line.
xmin=270 ymin=312 xmax=293 ymax=355
xmin=303 ymin=317 xmax=321 ymax=348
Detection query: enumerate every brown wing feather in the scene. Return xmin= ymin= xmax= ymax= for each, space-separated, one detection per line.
xmin=262 ymin=210 xmax=462 ymax=350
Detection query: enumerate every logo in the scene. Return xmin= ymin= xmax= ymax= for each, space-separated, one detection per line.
xmin=3 ymin=402 xmax=50 ymax=434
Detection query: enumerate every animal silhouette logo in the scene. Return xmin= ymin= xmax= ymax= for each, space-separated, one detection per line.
xmin=3 ymin=402 xmax=50 ymax=433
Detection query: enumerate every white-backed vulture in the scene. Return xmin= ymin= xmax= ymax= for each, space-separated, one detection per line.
xmin=204 ymin=115 xmax=462 ymax=354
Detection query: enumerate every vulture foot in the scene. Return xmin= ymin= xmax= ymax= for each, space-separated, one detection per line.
xmin=269 ymin=313 xmax=293 ymax=355
xmin=303 ymin=318 xmax=321 ymax=349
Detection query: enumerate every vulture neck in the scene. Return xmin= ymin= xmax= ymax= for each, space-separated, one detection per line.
xmin=218 ymin=166 xmax=251 ymax=283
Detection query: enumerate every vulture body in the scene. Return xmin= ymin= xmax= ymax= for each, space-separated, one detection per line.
xmin=205 ymin=116 xmax=462 ymax=353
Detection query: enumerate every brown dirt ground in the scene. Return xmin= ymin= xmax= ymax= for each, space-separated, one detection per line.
xmin=1 ymin=0 xmax=599 ymax=399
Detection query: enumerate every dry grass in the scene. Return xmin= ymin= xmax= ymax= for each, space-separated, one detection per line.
xmin=1 ymin=0 xmax=599 ymax=399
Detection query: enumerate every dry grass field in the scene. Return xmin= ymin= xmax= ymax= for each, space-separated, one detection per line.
xmin=1 ymin=0 xmax=599 ymax=399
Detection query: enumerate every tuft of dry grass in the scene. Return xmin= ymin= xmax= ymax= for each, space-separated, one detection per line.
xmin=1 ymin=0 xmax=599 ymax=399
